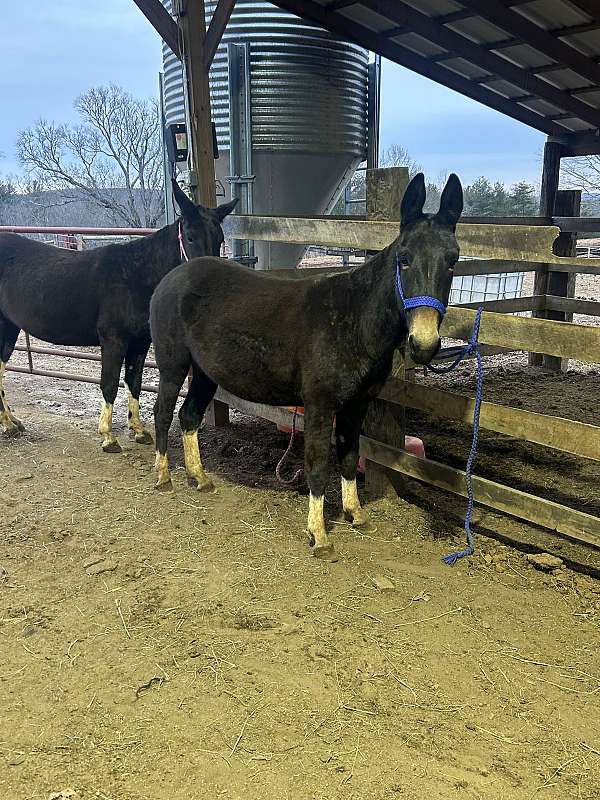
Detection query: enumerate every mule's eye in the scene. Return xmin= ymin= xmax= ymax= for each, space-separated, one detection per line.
xmin=399 ymin=253 xmax=410 ymax=268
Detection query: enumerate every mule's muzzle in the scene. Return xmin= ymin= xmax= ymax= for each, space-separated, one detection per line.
xmin=407 ymin=307 xmax=442 ymax=365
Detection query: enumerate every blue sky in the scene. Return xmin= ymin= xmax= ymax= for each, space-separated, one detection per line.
xmin=0 ymin=1 xmax=545 ymax=187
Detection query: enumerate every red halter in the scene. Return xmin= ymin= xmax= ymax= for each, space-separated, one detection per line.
xmin=178 ymin=220 xmax=189 ymax=262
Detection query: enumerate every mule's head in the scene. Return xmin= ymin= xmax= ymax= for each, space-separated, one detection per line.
xmin=172 ymin=178 xmax=238 ymax=258
xmin=397 ymin=173 xmax=463 ymax=365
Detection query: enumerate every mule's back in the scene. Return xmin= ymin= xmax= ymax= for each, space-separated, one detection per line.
xmin=0 ymin=233 xmax=108 ymax=345
xmin=151 ymin=256 xmax=363 ymax=407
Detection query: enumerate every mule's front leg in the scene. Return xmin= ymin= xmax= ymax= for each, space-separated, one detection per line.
xmin=304 ymin=406 xmax=337 ymax=561
xmin=336 ymin=399 xmax=374 ymax=531
xmin=98 ymin=336 xmax=127 ymax=453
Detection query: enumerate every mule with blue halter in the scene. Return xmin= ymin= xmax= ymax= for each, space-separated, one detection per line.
xmin=150 ymin=173 xmax=463 ymax=562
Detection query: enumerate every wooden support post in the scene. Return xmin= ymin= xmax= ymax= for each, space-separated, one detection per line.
xmin=180 ymin=1 xmax=228 ymax=425
xmin=205 ymin=397 xmax=231 ymax=427
xmin=364 ymin=353 xmax=406 ymax=498
xmin=204 ymin=0 xmax=236 ymax=69
xmin=179 ymin=0 xmax=217 ymax=208
xmin=365 ymin=167 xmax=408 ymax=221
xmin=363 ymin=167 xmax=409 ymax=498
xmin=543 ymin=189 xmax=581 ymax=372
xmin=530 ymin=138 xmax=562 ymax=367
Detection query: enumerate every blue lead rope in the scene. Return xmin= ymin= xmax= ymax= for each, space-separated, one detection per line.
xmin=396 ymin=262 xmax=484 ymax=566
xmin=426 ymin=308 xmax=484 ymax=566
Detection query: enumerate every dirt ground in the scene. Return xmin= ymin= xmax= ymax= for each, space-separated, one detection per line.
xmin=1 ymin=370 xmax=600 ymax=800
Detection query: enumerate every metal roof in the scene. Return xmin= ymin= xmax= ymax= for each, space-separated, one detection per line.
xmin=270 ymin=0 xmax=600 ymax=155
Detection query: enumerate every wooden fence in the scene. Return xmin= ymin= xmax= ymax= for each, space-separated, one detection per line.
xmin=5 ymin=214 xmax=599 ymax=551
xmin=219 ymin=212 xmax=600 ymax=550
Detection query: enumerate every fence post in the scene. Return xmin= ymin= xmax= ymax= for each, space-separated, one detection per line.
xmin=530 ymin=138 xmax=562 ymax=367
xmin=363 ymin=167 xmax=409 ymax=498
xmin=205 ymin=398 xmax=230 ymax=427
xmin=542 ymin=189 xmax=581 ymax=372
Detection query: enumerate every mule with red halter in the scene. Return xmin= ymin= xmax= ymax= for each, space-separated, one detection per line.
xmin=0 ymin=179 xmax=236 ymax=451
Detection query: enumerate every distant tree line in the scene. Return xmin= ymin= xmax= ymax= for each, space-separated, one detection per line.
xmin=341 ymin=145 xmax=542 ymax=217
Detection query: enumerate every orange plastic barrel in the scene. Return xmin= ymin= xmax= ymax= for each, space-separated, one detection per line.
xmin=277 ymin=407 xmax=304 ymax=433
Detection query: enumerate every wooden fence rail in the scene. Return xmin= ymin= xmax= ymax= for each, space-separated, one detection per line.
xmin=380 ymin=378 xmax=600 ymax=462
xmin=442 ymin=307 xmax=600 ymax=364
xmin=210 ymin=393 xmax=600 ymax=550
xmin=222 ymin=211 xmax=600 ymax=552
xmin=227 ymin=214 xmax=600 ymax=271
xmin=8 ymin=212 xmax=598 ymax=554
xmin=359 ymin=437 xmax=600 ymax=549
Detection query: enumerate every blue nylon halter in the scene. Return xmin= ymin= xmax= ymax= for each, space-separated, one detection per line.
xmin=395 ymin=258 xmax=484 ymax=566
xmin=395 ymin=263 xmax=447 ymax=317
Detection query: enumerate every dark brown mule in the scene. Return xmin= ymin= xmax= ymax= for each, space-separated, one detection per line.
xmin=150 ymin=174 xmax=462 ymax=560
xmin=0 ymin=180 xmax=236 ymax=451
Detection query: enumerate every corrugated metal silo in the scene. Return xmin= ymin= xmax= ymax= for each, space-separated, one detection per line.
xmin=161 ymin=0 xmax=368 ymax=268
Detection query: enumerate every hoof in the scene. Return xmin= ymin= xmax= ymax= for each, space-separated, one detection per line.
xmin=102 ymin=440 xmax=122 ymax=454
xmin=134 ymin=431 xmax=153 ymax=445
xmin=187 ymin=476 xmax=215 ymax=493
xmin=312 ymin=544 xmax=339 ymax=562
xmin=3 ymin=425 xmax=22 ymax=438
xmin=13 ymin=419 xmax=25 ymax=432
xmin=155 ymin=479 xmax=173 ymax=493
xmin=353 ymin=519 xmax=378 ymax=534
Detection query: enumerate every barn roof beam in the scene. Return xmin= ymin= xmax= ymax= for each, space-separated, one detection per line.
xmin=457 ymin=0 xmax=600 ymax=86
xmin=270 ymin=0 xmax=567 ymax=136
xmin=565 ymin=1 xmax=600 ymax=19
xmin=479 ymin=19 xmax=600 ymax=53
xmin=131 ymin=0 xmax=181 ymax=59
xmin=362 ymin=0 xmax=600 ymax=130
xmin=562 ymin=131 xmax=600 ymax=157
xmin=204 ymin=0 xmax=237 ymax=69
xmin=380 ymin=0 xmax=530 ymax=40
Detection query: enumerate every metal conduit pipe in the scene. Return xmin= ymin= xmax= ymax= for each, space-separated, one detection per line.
xmin=6 ymin=365 xmax=185 ymax=398
xmin=14 ymin=344 xmax=158 ymax=371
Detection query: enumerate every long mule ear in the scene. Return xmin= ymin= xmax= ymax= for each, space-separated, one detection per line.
xmin=215 ymin=197 xmax=239 ymax=221
xmin=436 ymin=173 xmax=463 ymax=228
xmin=401 ymin=173 xmax=426 ymax=227
xmin=171 ymin=178 xmax=196 ymax=218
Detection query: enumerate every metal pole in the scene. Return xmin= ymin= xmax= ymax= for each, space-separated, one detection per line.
xmin=367 ymin=55 xmax=382 ymax=170
xmin=159 ymin=72 xmax=176 ymax=224
xmin=227 ymin=41 xmax=255 ymax=266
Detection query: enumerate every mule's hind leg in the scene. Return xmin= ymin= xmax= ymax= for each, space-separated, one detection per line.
xmin=303 ymin=404 xmax=337 ymax=561
xmin=178 ymin=364 xmax=217 ymax=492
xmin=154 ymin=362 xmax=189 ymax=491
xmin=98 ymin=336 xmax=127 ymax=453
xmin=124 ymin=335 xmax=153 ymax=445
xmin=335 ymin=398 xmax=373 ymax=531
xmin=0 ymin=316 xmax=24 ymax=435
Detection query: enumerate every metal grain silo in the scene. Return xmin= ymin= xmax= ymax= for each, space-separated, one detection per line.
xmin=161 ymin=0 xmax=368 ymax=268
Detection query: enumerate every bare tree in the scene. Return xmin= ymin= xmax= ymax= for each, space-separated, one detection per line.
xmin=380 ymin=144 xmax=423 ymax=178
xmin=561 ymin=156 xmax=600 ymax=195
xmin=17 ymin=85 xmax=163 ymax=227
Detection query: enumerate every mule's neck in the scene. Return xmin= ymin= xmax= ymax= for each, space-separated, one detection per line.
xmin=352 ymin=242 xmax=407 ymax=358
xmin=125 ymin=222 xmax=180 ymax=288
